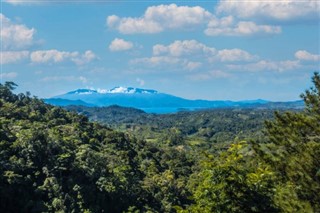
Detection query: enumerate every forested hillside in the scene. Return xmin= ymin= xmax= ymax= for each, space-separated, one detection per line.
xmin=66 ymin=105 xmax=278 ymax=149
xmin=1 ymin=73 xmax=319 ymax=212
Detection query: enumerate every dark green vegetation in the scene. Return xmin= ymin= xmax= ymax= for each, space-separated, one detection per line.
xmin=1 ymin=73 xmax=319 ymax=212
xmin=66 ymin=105 xmax=278 ymax=149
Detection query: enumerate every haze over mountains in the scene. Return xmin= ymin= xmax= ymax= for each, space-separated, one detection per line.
xmin=44 ymin=86 xmax=303 ymax=113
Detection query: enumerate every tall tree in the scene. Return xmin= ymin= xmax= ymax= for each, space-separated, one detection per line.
xmin=263 ymin=72 xmax=320 ymax=211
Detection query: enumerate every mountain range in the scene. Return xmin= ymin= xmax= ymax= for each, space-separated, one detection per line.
xmin=44 ymin=86 xmax=304 ymax=113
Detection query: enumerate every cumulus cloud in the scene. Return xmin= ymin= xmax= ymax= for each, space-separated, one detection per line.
xmin=227 ymin=60 xmax=301 ymax=72
xmin=153 ymin=40 xmax=216 ymax=57
xmin=107 ymin=15 xmax=120 ymax=28
xmin=131 ymin=55 xmax=203 ymax=72
xmin=106 ymin=1 xmax=285 ymax=36
xmin=107 ymin=16 xmax=162 ymax=34
xmin=130 ymin=56 xmax=181 ymax=67
xmin=217 ymin=48 xmax=258 ymax=62
xmin=216 ymin=0 xmax=320 ymax=22
xmin=106 ymin=2 xmax=318 ymax=37
xmin=132 ymin=40 xmax=259 ymax=71
xmin=1 ymin=51 xmax=29 ymax=64
xmin=187 ymin=70 xmax=231 ymax=81
xmin=31 ymin=50 xmax=78 ymax=63
xmin=105 ymin=2 xmax=303 ymax=37
xmin=183 ymin=61 xmax=202 ymax=71
xmin=295 ymin=50 xmax=320 ymax=61
xmin=130 ymin=40 xmax=315 ymax=76
xmin=151 ymin=40 xmax=212 ymax=71
xmin=0 ymin=72 xmax=18 ymax=79
xmin=205 ymin=17 xmax=281 ymax=36
xmin=30 ymin=49 xmax=97 ymax=65
xmin=107 ymin=4 xmax=212 ymax=34
xmin=109 ymin=38 xmax=133 ymax=51
xmin=72 ymin=50 xmax=98 ymax=66
xmin=0 ymin=13 xmax=35 ymax=50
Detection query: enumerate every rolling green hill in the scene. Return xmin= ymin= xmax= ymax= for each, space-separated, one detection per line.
xmin=1 ymin=73 xmax=319 ymax=212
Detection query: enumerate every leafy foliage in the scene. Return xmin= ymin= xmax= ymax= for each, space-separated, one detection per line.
xmin=66 ymin=105 xmax=283 ymax=149
xmin=0 ymin=73 xmax=319 ymax=212
xmin=0 ymin=82 xmax=192 ymax=212
xmin=181 ymin=73 xmax=320 ymax=212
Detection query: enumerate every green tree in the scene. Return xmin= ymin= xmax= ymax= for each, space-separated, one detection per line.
xmin=181 ymin=141 xmax=277 ymax=213
xmin=262 ymin=72 xmax=320 ymax=211
xmin=181 ymin=72 xmax=320 ymax=212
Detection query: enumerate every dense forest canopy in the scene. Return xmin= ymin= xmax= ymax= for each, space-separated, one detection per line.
xmin=65 ymin=105 xmax=280 ymax=151
xmin=0 ymin=73 xmax=319 ymax=212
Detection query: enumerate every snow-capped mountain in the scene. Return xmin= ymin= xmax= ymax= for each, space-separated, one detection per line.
xmin=50 ymin=86 xmax=198 ymax=110
xmin=44 ymin=86 xmax=303 ymax=113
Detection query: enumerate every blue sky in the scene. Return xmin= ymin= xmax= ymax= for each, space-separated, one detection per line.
xmin=1 ymin=0 xmax=319 ymax=101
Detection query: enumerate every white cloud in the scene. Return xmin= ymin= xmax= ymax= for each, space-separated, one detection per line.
xmin=216 ymin=0 xmax=320 ymax=22
xmin=107 ymin=4 xmax=212 ymax=34
xmin=106 ymin=2 xmax=314 ymax=37
xmin=107 ymin=15 xmax=120 ymax=28
xmin=183 ymin=61 xmax=202 ymax=71
xmin=131 ymin=56 xmax=203 ymax=72
xmin=205 ymin=19 xmax=281 ymax=36
xmin=153 ymin=40 xmax=216 ymax=57
xmin=30 ymin=49 xmax=97 ymax=65
xmin=0 ymin=72 xmax=18 ymax=79
xmin=151 ymin=40 xmax=258 ymax=64
xmin=187 ymin=70 xmax=231 ymax=81
xmin=227 ymin=60 xmax=301 ymax=72
xmin=131 ymin=40 xmax=311 ymax=77
xmin=145 ymin=4 xmax=211 ymax=28
xmin=207 ymin=15 xmax=234 ymax=28
xmin=295 ymin=50 xmax=320 ymax=61
xmin=1 ymin=50 xmax=97 ymax=65
xmin=72 ymin=50 xmax=98 ymax=65
xmin=31 ymin=50 xmax=78 ymax=63
xmin=0 ymin=14 xmax=98 ymax=67
xmin=108 ymin=0 xmax=320 ymax=40
xmin=109 ymin=38 xmax=133 ymax=52
xmin=132 ymin=40 xmax=259 ymax=71
xmin=0 ymin=13 xmax=35 ymax=50
xmin=1 ymin=51 xmax=29 ymax=64
xmin=108 ymin=16 xmax=162 ymax=34
xmin=217 ymin=48 xmax=258 ymax=62
xmin=130 ymin=56 xmax=181 ymax=67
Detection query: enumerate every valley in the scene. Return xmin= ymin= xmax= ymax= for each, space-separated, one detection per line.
xmin=2 ymin=1 xmax=319 ymax=212
xmin=65 ymin=105 xmax=278 ymax=148
xmin=1 ymin=73 xmax=318 ymax=212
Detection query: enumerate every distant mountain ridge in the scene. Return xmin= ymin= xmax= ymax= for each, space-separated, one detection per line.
xmin=44 ymin=98 xmax=95 ymax=107
xmin=44 ymin=86 xmax=304 ymax=113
